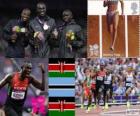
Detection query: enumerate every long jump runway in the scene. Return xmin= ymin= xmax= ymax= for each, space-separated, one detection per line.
xmin=128 ymin=16 xmax=139 ymax=57
xmin=102 ymin=15 xmax=125 ymax=57
xmin=88 ymin=15 xmax=139 ymax=57
xmin=88 ymin=15 xmax=99 ymax=57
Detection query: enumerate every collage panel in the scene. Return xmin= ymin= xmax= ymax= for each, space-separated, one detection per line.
xmin=88 ymin=0 xmax=140 ymax=57
xmin=0 ymin=58 xmax=48 ymax=116
xmin=76 ymin=58 xmax=140 ymax=116
xmin=88 ymin=15 xmax=100 ymax=57
xmin=0 ymin=0 xmax=140 ymax=116
xmin=0 ymin=0 xmax=87 ymax=58
xmin=102 ymin=14 xmax=125 ymax=57
xmin=128 ymin=15 xmax=139 ymax=57
xmin=48 ymin=58 xmax=75 ymax=116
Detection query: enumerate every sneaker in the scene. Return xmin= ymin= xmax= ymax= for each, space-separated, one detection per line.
xmin=113 ymin=99 xmax=115 ymax=103
xmin=86 ymin=107 xmax=90 ymax=113
xmin=127 ymin=101 xmax=130 ymax=108
xmin=93 ymin=104 xmax=97 ymax=109
xmin=89 ymin=105 xmax=92 ymax=110
xmin=105 ymin=103 xmax=109 ymax=110
xmin=81 ymin=104 xmax=84 ymax=109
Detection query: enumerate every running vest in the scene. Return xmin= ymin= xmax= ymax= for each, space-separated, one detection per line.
xmin=104 ymin=74 xmax=112 ymax=85
xmin=85 ymin=76 xmax=91 ymax=87
xmin=91 ymin=76 xmax=96 ymax=89
xmin=125 ymin=73 xmax=134 ymax=87
xmin=96 ymin=71 xmax=106 ymax=83
xmin=5 ymin=72 xmax=30 ymax=106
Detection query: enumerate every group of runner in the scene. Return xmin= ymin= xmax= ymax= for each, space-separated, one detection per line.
xmin=75 ymin=58 xmax=140 ymax=113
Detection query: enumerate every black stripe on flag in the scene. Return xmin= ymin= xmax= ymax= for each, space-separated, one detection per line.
xmin=49 ymin=85 xmax=75 ymax=89
xmin=49 ymin=58 xmax=75 ymax=63
xmin=49 ymin=97 xmax=75 ymax=102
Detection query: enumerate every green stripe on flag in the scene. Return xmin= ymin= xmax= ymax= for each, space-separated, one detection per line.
xmin=49 ymin=72 xmax=75 ymax=77
xmin=49 ymin=110 xmax=75 ymax=116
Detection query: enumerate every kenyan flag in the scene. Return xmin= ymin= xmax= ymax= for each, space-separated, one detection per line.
xmin=49 ymin=97 xmax=75 ymax=116
xmin=48 ymin=58 xmax=75 ymax=116
xmin=48 ymin=58 xmax=75 ymax=77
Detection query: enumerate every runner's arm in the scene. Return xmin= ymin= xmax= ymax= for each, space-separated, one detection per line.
xmin=0 ymin=74 xmax=12 ymax=89
xmin=30 ymin=64 xmax=45 ymax=91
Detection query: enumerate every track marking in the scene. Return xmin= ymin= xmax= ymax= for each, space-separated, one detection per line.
xmin=99 ymin=15 xmax=102 ymax=58
xmin=125 ymin=15 xmax=128 ymax=57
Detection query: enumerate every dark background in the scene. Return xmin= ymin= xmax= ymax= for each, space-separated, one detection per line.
xmin=0 ymin=0 xmax=87 ymax=56
xmin=0 ymin=0 xmax=87 ymax=27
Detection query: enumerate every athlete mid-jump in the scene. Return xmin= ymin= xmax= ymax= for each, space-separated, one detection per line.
xmin=103 ymin=0 xmax=124 ymax=51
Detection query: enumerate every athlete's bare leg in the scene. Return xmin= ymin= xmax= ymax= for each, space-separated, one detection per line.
xmin=126 ymin=87 xmax=132 ymax=108
xmin=111 ymin=12 xmax=119 ymax=50
xmin=107 ymin=14 xmax=114 ymax=50
xmin=87 ymin=94 xmax=92 ymax=110
xmin=126 ymin=88 xmax=132 ymax=102
xmin=81 ymin=93 xmax=85 ymax=108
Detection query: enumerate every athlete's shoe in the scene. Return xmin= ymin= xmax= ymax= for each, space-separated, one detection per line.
xmin=127 ymin=101 xmax=130 ymax=108
xmin=80 ymin=104 xmax=84 ymax=109
xmin=93 ymin=104 xmax=97 ymax=109
xmin=112 ymin=99 xmax=115 ymax=103
xmin=105 ymin=103 xmax=109 ymax=110
xmin=89 ymin=104 xmax=92 ymax=110
xmin=86 ymin=107 xmax=91 ymax=113
xmin=103 ymin=103 xmax=109 ymax=110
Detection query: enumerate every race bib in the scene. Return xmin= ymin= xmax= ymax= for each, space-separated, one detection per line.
xmin=91 ymin=80 xmax=96 ymax=84
xmin=11 ymin=91 xmax=25 ymax=100
xmin=104 ymin=81 xmax=111 ymax=85
xmin=97 ymin=76 xmax=103 ymax=81
xmin=126 ymin=83 xmax=132 ymax=87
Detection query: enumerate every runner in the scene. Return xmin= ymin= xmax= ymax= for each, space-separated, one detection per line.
xmin=0 ymin=62 xmax=45 ymax=116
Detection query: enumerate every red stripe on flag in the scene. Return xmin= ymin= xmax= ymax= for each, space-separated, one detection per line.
xmin=49 ymin=103 xmax=75 ymax=109
xmin=48 ymin=65 xmax=75 ymax=71
xmin=64 ymin=104 xmax=75 ymax=109
xmin=49 ymin=104 xmax=60 ymax=109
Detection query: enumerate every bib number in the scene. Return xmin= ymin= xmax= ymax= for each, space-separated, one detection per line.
xmin=104 ymin=81 xmax=111 ymax=84
xmin=126 ymin=83 xmax=132 ymax=87
xmin=97 ymin=76 xmax=103 ymax=81
xmin=11 ymin=91 xmax=25 ymax=100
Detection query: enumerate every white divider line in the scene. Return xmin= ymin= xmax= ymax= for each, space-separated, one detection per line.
xmin=125 ymin=15 xmax=128 ymax=57
xmin=99 ymin=15 xmax=103 ymax=58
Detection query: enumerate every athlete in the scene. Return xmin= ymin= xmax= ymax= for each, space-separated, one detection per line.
xmin=96 ymin=65 xmax=106 ymax=107
xmin=29 ymin=2 xmax=57 ymax=58
xmin=81 ymin=67 xmax=92 ymax=113
xmin=3 ymin=8 xmax=31 ymax=57
xmin=90 ymin=68 xmax=97 ymax=109
xmin=0 ymin=62 xmax=45 ymax=116
xmin=103 ymin=70 xmax=113 ymax=110
xmin=103 ymin=0 xmax=124 ymax=51
xmin=125 ymin=67 xmax=135 ymax=108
